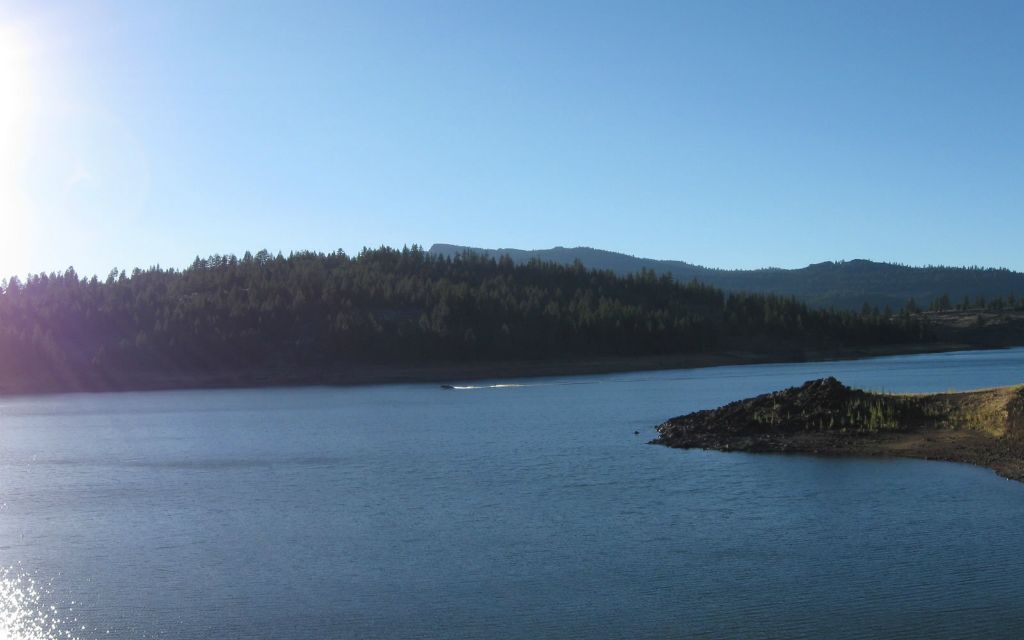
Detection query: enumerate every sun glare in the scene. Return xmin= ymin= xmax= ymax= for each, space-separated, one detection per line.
xmin=0 ymin=24 xmax=34 ymax=145
xmin=0 ymin=24 xmax=35 ymax=275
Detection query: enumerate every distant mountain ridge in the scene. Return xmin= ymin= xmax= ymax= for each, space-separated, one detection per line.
xmin=429 ymin=244 xmax=1024 ymax=310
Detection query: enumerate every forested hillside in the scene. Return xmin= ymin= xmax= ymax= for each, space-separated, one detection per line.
xmin=431 ymin=244 xmax=1024 ymax=311
xmin=0 ymin=246 xmax=931 ymax=393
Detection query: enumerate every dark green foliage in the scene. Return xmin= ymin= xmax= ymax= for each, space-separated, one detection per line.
xmin=0 ymin=246 xmax=930 ymax=390
xmin=432 ymin=244 xmax=1024 ymax=311
xmin=930 ymin=293 xmax=952 ymax=311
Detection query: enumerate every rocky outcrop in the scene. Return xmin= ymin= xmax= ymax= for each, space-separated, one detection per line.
xmin=652 ymin=378 xmax=1024 ymax=481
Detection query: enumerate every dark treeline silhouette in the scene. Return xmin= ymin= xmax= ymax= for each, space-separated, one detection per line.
xmin=0 ymin=246 xmax=931 ymax=392
xmin=432 ymin=244 xmax=1024 ymax=311
xmin=928 ymin=291 xmax=1024 ymax=313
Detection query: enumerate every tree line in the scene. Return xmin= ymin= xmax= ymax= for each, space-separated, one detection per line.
xmin=430 ymin=245 xmax=1024 ymax=311
xmin=0 ymin=246 xmax=932 ymax=391
xmin=926 ymin=292 xmax=1024 ymax=313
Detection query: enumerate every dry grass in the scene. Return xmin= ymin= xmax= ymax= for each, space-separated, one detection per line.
xmin=883 ymin=385 xmax=1024 ymax=437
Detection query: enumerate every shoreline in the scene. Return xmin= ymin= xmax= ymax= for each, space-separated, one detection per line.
xmin=652 ymin=377 xmax=1024 ymax=482
xmin=0 ymin=341 xmax=1002 ymax=397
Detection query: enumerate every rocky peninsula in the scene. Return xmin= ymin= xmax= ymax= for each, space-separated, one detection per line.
xmin=652 ymin=377 xmax=1024 ymax=481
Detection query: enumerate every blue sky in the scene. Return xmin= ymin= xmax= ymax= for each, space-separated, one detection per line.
xmin=2 ymin=0 xmax=1022 ymax=278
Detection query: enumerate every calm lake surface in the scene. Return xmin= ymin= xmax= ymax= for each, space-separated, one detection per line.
xmin=3 ymin=348 xmax=1024 ymax=639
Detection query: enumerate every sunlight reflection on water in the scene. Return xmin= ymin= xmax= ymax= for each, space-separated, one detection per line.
xmin=4 ymin=348 xmax=1024 ymax=638
xmin=0 ymin=567 xmax=81 ymax=640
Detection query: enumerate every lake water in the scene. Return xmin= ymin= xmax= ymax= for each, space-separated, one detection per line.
xmin=3 ymin=348 xmax=1024 ymax=639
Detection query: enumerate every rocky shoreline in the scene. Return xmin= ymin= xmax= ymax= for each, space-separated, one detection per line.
xmin=652 ymin=377 xmax=1024 ymax=482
